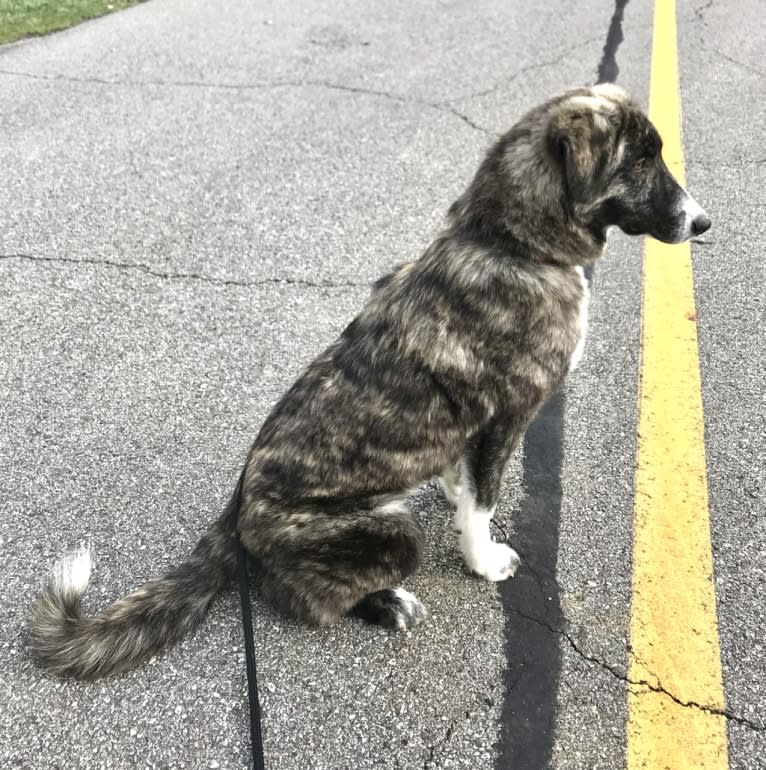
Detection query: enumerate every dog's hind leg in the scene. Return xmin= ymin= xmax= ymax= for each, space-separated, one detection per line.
xmin=240 ymin=502 xmax=426 ymax=630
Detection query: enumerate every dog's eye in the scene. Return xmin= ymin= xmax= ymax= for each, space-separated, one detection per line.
xmin=632 ymin=157 xmax=647 ymax=172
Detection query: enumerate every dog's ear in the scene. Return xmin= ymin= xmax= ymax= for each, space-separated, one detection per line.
xmin=549 ymin=111 xmax=595 ymax=204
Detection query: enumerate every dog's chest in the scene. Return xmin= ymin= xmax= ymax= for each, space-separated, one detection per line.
xmin=568 ymin=266 xmax=590 ymax=373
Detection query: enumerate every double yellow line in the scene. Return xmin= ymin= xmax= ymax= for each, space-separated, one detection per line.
xmin=628 ymin=0 xmax=728 ymax=767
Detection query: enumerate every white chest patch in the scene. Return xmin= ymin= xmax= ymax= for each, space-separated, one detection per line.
xmin=569 ymin=266 xmax=590 ymax=373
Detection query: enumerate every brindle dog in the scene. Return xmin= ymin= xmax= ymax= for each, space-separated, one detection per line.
xmin=29 ymin=84 xmax=710 ymax=679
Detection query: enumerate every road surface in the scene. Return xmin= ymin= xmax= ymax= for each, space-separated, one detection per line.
xmin=1 ymin=0 xmax=763 ymax=767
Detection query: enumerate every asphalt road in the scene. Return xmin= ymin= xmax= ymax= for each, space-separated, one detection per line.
xmin=0 ymin=0 xmax=763 ymax=768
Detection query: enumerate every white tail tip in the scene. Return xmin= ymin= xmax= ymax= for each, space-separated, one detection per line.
xmin=52 ymin=543 xmax=92 ymax=596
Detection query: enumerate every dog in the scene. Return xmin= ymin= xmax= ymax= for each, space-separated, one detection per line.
xmin=28 ymin=83 xmax=710 ymax=679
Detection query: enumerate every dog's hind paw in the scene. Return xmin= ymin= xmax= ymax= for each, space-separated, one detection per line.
xmin=350 ymin=587 xmax=427 ymax=631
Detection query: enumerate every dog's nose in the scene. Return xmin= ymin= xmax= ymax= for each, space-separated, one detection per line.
xmin=691 ymin=212 xmax=711 ymax=236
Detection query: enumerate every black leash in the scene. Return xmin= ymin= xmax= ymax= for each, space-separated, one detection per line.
xmin=235 ymin=473 xmax=267 ymax=770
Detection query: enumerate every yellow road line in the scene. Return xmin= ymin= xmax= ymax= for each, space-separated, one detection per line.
xmin=627 ymin=0 xmax=729 ymax=767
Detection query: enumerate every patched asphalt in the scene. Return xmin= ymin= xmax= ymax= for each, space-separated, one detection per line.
xmin=1 ymin=0 xmax=763 ymax=768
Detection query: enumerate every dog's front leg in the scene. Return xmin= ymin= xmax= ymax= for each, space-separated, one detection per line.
xmin=455 ymin=417 xmax=524 ymax=581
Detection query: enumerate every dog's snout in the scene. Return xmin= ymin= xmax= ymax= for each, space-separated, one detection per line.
xmin=691 ymin=212 xmax=711 ymax=236
xmin=678 ymin=192 xmax=710 ymax=241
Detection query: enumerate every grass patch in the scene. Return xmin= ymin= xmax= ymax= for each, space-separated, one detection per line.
xmin=0 ymin=0 xmax=142 ymax=45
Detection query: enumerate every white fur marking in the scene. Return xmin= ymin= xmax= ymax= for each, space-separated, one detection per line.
xmin=456 ymin=488 xmax=520 ymax=581
xmin=53 ymin=543 xmax=92 ymax=596
xmin=568 ymin=95 xmax=616 ymax=115
xmin=392 ymin=588 xmax=427 ymax=630
xmin=393 ymin=587 xmax=418 ymax=606
xmin=591 ymin=82 xmax=628 ymax=102
xmin=614 ymin=137 xmax=626 ymax=165
xmin=569 ymin=266 xmax=590 ymax=373
xmin=378 ymin=499 xmax=410 ymax=515
xmin=678 ymin=189 xmax=708 ymax=240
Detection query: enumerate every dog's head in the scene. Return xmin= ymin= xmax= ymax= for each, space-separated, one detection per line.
xmin=547 ymin=83 xmax=710 ymax=243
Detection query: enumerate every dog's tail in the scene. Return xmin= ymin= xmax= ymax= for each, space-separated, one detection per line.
xmin=28 ymin=477 xmax=243 ymax=679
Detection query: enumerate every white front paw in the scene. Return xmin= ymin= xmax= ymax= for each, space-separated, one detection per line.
xmin=463 ymin=541 xmax=521 ymax=582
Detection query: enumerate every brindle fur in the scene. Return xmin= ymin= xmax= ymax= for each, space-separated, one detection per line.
xmin=28 ymin=84 xmax=710 ymax=678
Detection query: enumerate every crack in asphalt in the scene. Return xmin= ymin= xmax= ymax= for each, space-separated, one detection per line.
xmin=422 ymin=693 xmax=497 ymax=769
xmin=0 ymin=252 xmax=367 ymax=290
xmin=507 ymin=607 xmax=765 ymax=733
xmin=423 ymin=722 xmax=456 ymax=769
xmin=0 ymin=67 xmax=493 ymax=135
xmin=698 ymin=46 xmax=764 ymax=77
xmin=693 ymin=0 xmax=715 ymax=24
xmin=436 ymin=105 xmax=492 ymax=135
xmin=687 ymin=1 xmax=762 ymax=77
xmin=437 ymin=35 xmax=605 ymax=105
xmin=297 ymin=79 xmax=493 ymax=134
xmin=0 ymin=35 xmax=628 ymax=137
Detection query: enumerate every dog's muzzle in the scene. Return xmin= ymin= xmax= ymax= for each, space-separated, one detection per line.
xmin=678 ymin=191 xmax=711 ymax=240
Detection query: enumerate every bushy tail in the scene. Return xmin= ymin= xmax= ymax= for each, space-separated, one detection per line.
xmin=28 ymin=486 xmax=241 ymax=680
